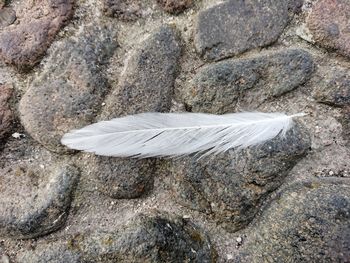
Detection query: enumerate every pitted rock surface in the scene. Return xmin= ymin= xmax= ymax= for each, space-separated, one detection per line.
xmin=0 ymin=0 xmax=349 ymax=261
xmin=0 ymin=164 xmax=79 ymax=239
xmin=0 ymin=84 xmax=14 ymax=144
xmin=156 ymin=0 xmax=192 ymax=14
xmin=307 ymin=0 xmax=350 ymax=59
xmin=17 ymin=212 xmax=216 ymax=263
xmin=19 ymin=25 xmax=117 ymax=153
xmin=183 ymin=49 xmax=314 ymax=114
xmin=194 ymin=0 xmax=302 ymax=60
xmin=313 ymin=67 xmax=350 ymax=107
xmin=0 ymin=7 xmax=16 ymax=28
xmin=102 ymin=0 xmax=142 ymax=21
xmin=93 ymin=25 xmax=181 ymax=199
xmin=235 ymin=178 xmax=350 ymax=262
xmin=0 ymin=0 xmax=74 ymax=69
xmin=170 ymin=124 xmax=311 ymax=232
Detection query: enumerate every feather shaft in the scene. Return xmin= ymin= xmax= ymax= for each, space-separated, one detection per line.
xmin=61 ymin=112 xmax=305 ymax=158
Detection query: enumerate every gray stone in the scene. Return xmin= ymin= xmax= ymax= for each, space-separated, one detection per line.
xmin=92 ymin=157 xmax=155 ymax=199
xmin=156 ymin=0 xmax=193 ymax=14
xmin=194 ymin=0 xmax=302 ymax=60
xmin=313 ymin=68 xmax=350 ymax=107
xmin=93 ymin=25 xmax=181 ymax=199
xmin=0 ymin=164 xmax=79 ymax=239
xmin=169 ymin=124 xmax=311 ymax=232
xmin=18 ymin=211 xmax=216 ymax=263
xmin=102 ymin=0 xmax=142 ymax=21
xmin=0 ymin=84 xmax=14 ymax=144
xmin=306 ymin=0 xmax=350 ymax=59
xmin=101 ymin=25 xmax=181 ymax=119
xmin=19 ymin=25 xmax=117 ymax=153
xmin=235 ymin=178 xmax=350 ymax=262
xmin=340 ymin=107 xmax=350 ymax=146
xmin=183 ymin=49 xmax=314 ymax=114
xmin=0 ymin=7 xmax=16 ymax=28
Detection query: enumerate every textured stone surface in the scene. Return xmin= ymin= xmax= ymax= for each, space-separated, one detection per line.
xmin=313 ymin=68 xmax=350 ymax=107
xmin=101 ymin=25 xmax=181 ymax=119
xmin=0 ymin=164 xmax=79 ymax=239
xmin=236 ymin=179 xmax=350 ymax=262
xmin=183 ymin=49 xmax=314 ymax=114
xmin=102 ymin=0 xmax=141 ymax=21
xmin=0 ymin=7 xmax=16 ymax=28
xmin=169 ymin=124 xmax=311 ymax=232
xmin=157 ymin=0 xmax=192 ymax=14
xmin=92 ymin=157 xmax=155 ymax=199
xmin=19 ymin=25 xmax=117 ymax=153
xmin=0 ymin=84 xmax=14 ymax=143
xmin=93 ymin=25 xmax=181 ymax=199
xmin=194 ymin=0 xmax=302 ymax=60
xmin=341 ymin=107 xmax=350 ymax=146
xmin=307 ymin=0 xmax=350 ymax=59
xmin=0 ymin=0 xmax=74 ymax=69
xmin=18 ymin=211 xmax=216 ymax=262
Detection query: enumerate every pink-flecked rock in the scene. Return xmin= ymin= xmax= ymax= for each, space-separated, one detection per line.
xmin=0 ymin=0 xmax=74 ymax=70
xmin=307 ymin=0 xmax=350 ymax=59
xmin=0 ymin=84 xmax=14 ymax=142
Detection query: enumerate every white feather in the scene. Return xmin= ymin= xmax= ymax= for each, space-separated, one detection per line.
xmin=61 ymin=112 xmax=305 ymax=158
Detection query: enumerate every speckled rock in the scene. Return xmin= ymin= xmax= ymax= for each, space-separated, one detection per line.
xmin=18 ymin=211 xmax=216 ymax=262
xmin=0 ymin=7 xmax=16 ymax=28
xmin=0 ymin=0 xmax=74 ymax=69
xmin=183 ymin=49 xmax=314 ymax=114
xmin=307 ymin=0 xmax=350 ymax=59
xmin=156 ymin=0 xmax=192 ymax=14
xmin=313 ymin=68 xmax=350 ymax=107
xmin=93 ymin=25 xmax=181 ymax=199
xmin=169 ymin=124 xmax=311 ymax=232
xmin=101 ymin=25 xmax=181 ymax=119
xmin=102 ymin=0 xmax=141 ymax=21
xmin=235 ymin=178 xmax=350 ymax=262
xmin=194 ymin=0 xmax=302 ymax=60
xmin=92 ymin=157 xmax=155 ymax=199
xmin=0 ymin=84 xmax=14 ymax=143
xmin=19 ymin=25 xmax=117 ymax=153
xmin=341 ymin=106 xmax=350 ymax=146
xmin=0 ymin=164 xmax=79 ymax=239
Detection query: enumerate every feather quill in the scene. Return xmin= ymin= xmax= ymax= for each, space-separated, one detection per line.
xmin=61 ymin=112 xmax=305 ymax=158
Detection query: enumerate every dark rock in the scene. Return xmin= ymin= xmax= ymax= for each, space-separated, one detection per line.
xmin=101 ymin=25 xmax=181 ymax=119
xmin=0 ymin=0 xmax=5 ymax=9
xmin=18 ymin=211 xmax=216 ymax=262
xmin=183 ymin=49 xmax=314 ymax=114
xmin=194 ymin=0 xmax=302 ymax=60
xmin=156 ymin=0 xmax=192 ymax=14
xmin=0 ymin=84 xmax=14 ymax=143
xmin=236 ymin=178 xmax=350 ymax=262
xmin=169 ymin=124 xmax=311 ymax=232
xmin=340 ymin=106 xmax=350 ymax=146
xmin=313 ymin=68 xmax=350 ymax=107
xmin=102 ymin=0 xmax=141 ymax=21
xmin=94 ymin=25 xmax=181 ymax=199
xmin=0 ymin=0 xmax=74 ymax=70
xmin=0 ymin=164 xmax=79 ymax=239
xmin=307 ymin=0 xmax=350 ymax=59
xmin=0 ymin=7 xmax=16 ymax=28
xmin=19 ymin=25 xmax=117 ymax=153
xmin=92 ymin=157 xmax=155 ymax=199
